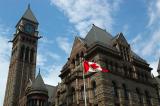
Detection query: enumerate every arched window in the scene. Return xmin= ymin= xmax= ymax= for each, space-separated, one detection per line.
xmin=145 ymin=90 xmax=151 ymax=106
xmin=136 ymin=88 xmax=142 ymax=103
xmin=112 ymin=81 xmax=118 ymax=97
xmin=25 ymin=47 xmax=29 ymax=62
xmin=71 ymin=87 xmax=75 ymax=103
xmin=30 ymin=49 xmax=34 ymax=63
xmin=144 ymin=74 xmax=148 ymax=81
xmin=122 ymin=84 xmax=128 ymax=99
xmin=81 ymin=86 xmax=84 ymax=100
xmin=80 ymin=51 xmax=84 ymax=58
xmin=75 ymin=54 xmax=80 ymax=65
xmin=92 ymin=81 xmax=96 ymax=97
xmin=20 ymin=45 xmax=25 ymax=60
xmin=57 ymin=91 xmax=60 ymax=105
xmin=72 ymin=88 xmax=76 ymax=103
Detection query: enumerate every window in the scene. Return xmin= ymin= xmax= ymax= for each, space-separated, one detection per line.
xmin=57 ymin=92 xmax=60 ymax=104
xmin=112 ymin=81 xmax=118 ymax=97
xmin=81 ymin=86 xmax=84 ymax=100
xmin=122 ymin=84 xmax=128 ymax=99
xmin=30 ymin=49 xmax=34 ymax=63
xmin=136 ymin=88 xmax=142 ymax=103
xmin=75 ymin=54 xmax=80 ymax=65
xmin=20 ymin=45 xmax=25 ymax=60
xmin=24 ymin=24 xmax=34 ymax=34
xmin=25 ymin=47 xmax=29 ymax=62
xmin=145 ymin=74 xmax=148 ymax=81
xmin=71 ymin=88 xmax=75 ymax=103
xmin=145 ymin=90 xmax=151 ymax=106
xmin=92 ymin=81 xmax=96 ymax=97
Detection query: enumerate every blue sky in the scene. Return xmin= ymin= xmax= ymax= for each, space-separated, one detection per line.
xmin=0 ymin=0 xmax=160 ymax=105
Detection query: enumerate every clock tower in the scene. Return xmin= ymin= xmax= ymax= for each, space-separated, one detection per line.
xmin=3 ymin=5 xmax=40 ymax=106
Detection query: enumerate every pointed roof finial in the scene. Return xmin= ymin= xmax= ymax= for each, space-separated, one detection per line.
xmin=38 ymin=68 xmax=41 ymax=75
xmin=28 ymin=4 xmax=30 ymax=9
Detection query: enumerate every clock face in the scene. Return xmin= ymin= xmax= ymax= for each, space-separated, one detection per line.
xmin=24 ymin=24 xmax=34 ymax=34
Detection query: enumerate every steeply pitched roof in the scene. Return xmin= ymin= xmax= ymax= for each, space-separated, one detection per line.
xmin=85 ymin=24 xmax=113 ymax=46
xmin=31 ymin=72 xmax=48 ymax=92
xmin=157 ymin=58 xmax=160 ymax=72
xmin=83 ymin=24 xmax=147 ymax=64
xmin=131 ymin=51 xmax=147 ymax=63
xmin=22 ymin=5 xmax=38 ymax=24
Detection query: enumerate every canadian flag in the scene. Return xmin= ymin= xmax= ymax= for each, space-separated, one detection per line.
xmin=83 ymin=61 xmax=110 ymax=73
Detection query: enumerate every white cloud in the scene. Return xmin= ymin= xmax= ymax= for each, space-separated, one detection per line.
xmin=147 ymin=0 xmax=160 ymax=27
xmin=141 ymin=0 xmax=160 ymax=57
xmin=43 ymin=64 xmax=62 ymax=86
xmin=131 ymin=0 xmax=160 ymax=76
xmin=51 ymin=0 xmax=122 ymax=36
xmin=122 ymin=24 xmax=129 ymax=36
xmin=0 ymin=25 xmax=12 ymax=106
xmin=131 ymin=34 xmax=142 ymax=45
xmin=56 ymin=37 xmax=72 ymax=54
xmin=47 ymin=52 xmax=61 ymax=60
xmin=141 ymin=29 xmax=160 ymax=56
xmin=150 ymin=60 xmax=159 ymax=76
xmin=37 ymin=53 xmax=47 ymax=67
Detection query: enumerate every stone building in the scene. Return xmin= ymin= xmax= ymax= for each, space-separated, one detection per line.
xmin=55 ymin=25 xmax=159 ymax=106
xmin=3 ymin=6 xmax=57 ymax=106
xmin=155 ymin=59 xmax=160 ymax=104
xmin=3 ymin=4 xmax=160 ymax=106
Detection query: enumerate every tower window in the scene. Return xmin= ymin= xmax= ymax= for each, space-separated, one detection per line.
xmin=30 ymin=49 xmax=34 ymax=63
xmin=25 ymin=47 xmax=29 ymax=62
xmin=20 ymin=46 xmax=25 ymax=60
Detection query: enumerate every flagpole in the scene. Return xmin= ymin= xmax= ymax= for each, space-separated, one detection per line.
xmin=82 ymin=58 xmax=87 ymax=106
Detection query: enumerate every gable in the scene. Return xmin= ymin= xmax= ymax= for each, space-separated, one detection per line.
xmin=69 ymin=37 xmax=86 ymax=59
xmin=115 ymin=33 xmax=128 ymax=46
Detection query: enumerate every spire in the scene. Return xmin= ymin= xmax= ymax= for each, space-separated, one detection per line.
xmin=28 ymin=4 xmax=30 ymax=9
xmin=157 ymin=58 xmax=160 ymax=74
xmin=22 ymin=5 xmax=38 ymax=24
xmin=38 ymin=68 xmax=40 ymax=75
xmin=30 ymin=70 xmax=48 ymax=92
